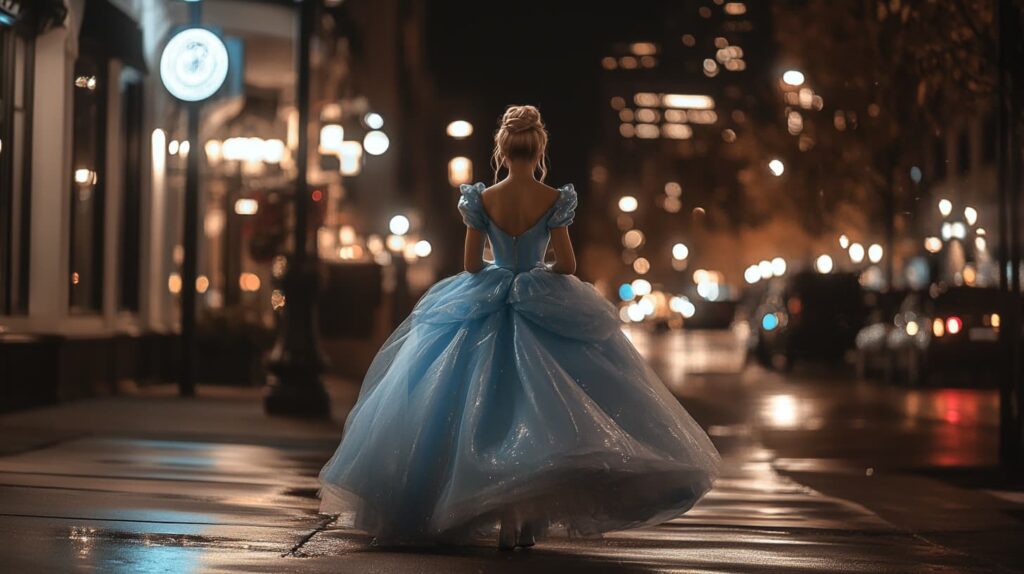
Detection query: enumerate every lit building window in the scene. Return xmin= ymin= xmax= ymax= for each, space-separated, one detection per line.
xmin=630 ymin=42 xmax=657 ymax=56
xmin=622 ymin=229 xmax=645 ymax=249
xmin=239 ymin=272 xmax=262 ymax=292
xmin=446 ymin=120 xmax=473 ymax=138
xmin=339 ymin=141 xmax=363 ymax=176
xmin=662 ymin=124 xmax=693 ymax=140
xmin=633 ymin=92 xmax=660 ymax=107
xmin=635 ymin=124 xmax=660 ymax=139
xmin=319 ymin=124 xmax=344 ymax=155
xmin=724 ymin=2 xmax=747 ymax=15
xmin=234 ymin=198 xmax=259 ymax=215
xmin=448 ymin=156 xmax=472 ymax=186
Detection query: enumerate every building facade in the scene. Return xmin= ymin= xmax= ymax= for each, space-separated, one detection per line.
xmin=588 ymin=0 xmax=777 ymax=311
xmin=0 ymin=0 xmax=439 ymax=410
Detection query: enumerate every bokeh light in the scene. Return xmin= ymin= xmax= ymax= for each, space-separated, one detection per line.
xmin=389 ymin=215 xmax=410 ymax=236
xmin=618 ymin=195 xmax=639 ymax=212
xmin=815 ymin=254 xmax=833 ymax=274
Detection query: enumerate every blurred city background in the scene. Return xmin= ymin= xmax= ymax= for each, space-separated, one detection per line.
xmin=1 ymin=0 xmax=1023 ymax=571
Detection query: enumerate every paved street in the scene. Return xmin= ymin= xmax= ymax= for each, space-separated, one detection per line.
xmin=0 ymin=329 xmax=1021 ymax=573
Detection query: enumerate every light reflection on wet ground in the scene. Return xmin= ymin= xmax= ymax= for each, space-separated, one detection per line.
xmin=627 ymin=328 xmax=1000 ymax=469
xmin=0 ymin=330 xmax=1017 ymax=572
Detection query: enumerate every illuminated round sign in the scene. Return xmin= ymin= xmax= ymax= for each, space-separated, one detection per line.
xmin=160 ymin=28 xmax=229 ymax=102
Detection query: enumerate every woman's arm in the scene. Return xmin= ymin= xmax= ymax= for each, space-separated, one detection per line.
xmin=464 ymin=227 xmax=486 ymax=273
xmin=548 ymin=227 xmax=576 ymax=275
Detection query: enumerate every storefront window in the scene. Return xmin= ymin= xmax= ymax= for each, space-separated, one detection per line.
xmin=0 ymin=26 xmax=33 ymax=315
xmin=69 ymin=56 xmax=107 ymax=313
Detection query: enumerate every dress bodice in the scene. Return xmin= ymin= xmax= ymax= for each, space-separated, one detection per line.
xmin=458 ymin=182 xmax=577 ymax=273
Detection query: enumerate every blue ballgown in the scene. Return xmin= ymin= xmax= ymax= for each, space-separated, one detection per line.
xmin=319 ymin=182 xmax=720 ymax=545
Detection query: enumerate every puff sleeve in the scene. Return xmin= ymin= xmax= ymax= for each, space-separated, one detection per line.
xmin=457 ymin=182 xmax=487 ymax=230
xmin=547 ymin=184 xmax=578 ymax=228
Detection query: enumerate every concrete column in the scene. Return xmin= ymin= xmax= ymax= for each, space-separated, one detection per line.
xmin=27 ymin=27 xmax=74 ymax=331
xmin=104 ymin=59 xmax=124 ymax=326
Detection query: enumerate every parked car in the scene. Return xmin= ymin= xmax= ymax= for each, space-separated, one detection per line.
xmin=888 ymin=286 xmax=1009 ymax=386
xmin=854 ymin=289 xmax=910 ymax=380
xmin=751 ymin=271 xmax=866 ymax=370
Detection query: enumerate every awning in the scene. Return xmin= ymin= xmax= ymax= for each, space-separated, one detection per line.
xmin=79 ymin=0 xmax=147 ymax=73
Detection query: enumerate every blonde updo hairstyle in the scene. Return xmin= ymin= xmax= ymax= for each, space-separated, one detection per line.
xmin=492 ymin=105 xmax=549 ymax=182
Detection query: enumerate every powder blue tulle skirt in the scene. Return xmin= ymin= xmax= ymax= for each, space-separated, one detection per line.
xmin=319 ymin=265 xmax=720 ymax=544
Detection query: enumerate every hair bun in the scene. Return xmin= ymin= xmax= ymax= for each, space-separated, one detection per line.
xmin=501 ymin=105 xmax=542 ymax=134
xmin=492 ymin=104 xmax=549 ymax=182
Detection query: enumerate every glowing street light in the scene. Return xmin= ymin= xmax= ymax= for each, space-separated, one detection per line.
xmin=363 ymin=130 xmax=390 ymax=155
xmin=782 ymin=70 xmax=805 ymax=86
xmin=633 ymin=257 xmax=651 ymax=274
xmin=867 ymin=243 xmax=883 ymax=263
xmin=74 ymin=168 xmax=96 ymax=185
xmin=938 ymin=198 xmax=952 ymax=217
xmin=771 ymin=257 xmax=787 ymax=276
xmin=848 ymin=242 xmax=865 ymax=263
xmin=744 ymin=265 xmax=760 ymax=284
xmin=768 ymin=159 xmax=785 ymax=176
xmin=626 ymin=303 xmax=645 ymax=322
xmin=672 ymin=242 xmax=689 ymax=260
xmin=446 ymin=120 xmax=473 ymax=138
xmin=964 ymin=206 xmax=978 ymax=226
xmin=622 ymin=229 xmax=645 ymax=249
xmin=414 ymin=240 xmax=432 ymax=257
xmin=669 ymin=296 xmax=685 ymax=313
xmin=815 ymin=254 xmax=834 ymax=274
xmin=618 ymin=195 xmax=639 ymax=212
xmin=661 ymin=94 xmax=715 ymax=109
xmin=364 ymin=112 xmax=384 ymax=129
xmin=234 ymin=198 xmax=259 ymax=215
xmin=679 ymin=297 xmax=696 ymax=318
xmin=389 ymin=214 xmax=410 ymax=236
xmin=319 ymin=124 xmax=344 ymax=155
xmin=631 ymin=278 xmax=652 ymax=296
xmin=448 ymin=156 xmax=472 ymax=186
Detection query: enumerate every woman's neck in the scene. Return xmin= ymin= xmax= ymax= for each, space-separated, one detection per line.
xmin=505 ymin=161 xmax=537 ymax=181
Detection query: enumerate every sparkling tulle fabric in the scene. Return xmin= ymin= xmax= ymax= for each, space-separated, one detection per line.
xmin=319 ymin=182 xmax=720 ymax=544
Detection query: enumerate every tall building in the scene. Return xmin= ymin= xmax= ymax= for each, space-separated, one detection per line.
xmin=587 ymin=0 xmax=776 ymax=301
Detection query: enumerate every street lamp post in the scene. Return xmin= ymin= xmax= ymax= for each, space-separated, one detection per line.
xmin=263 ymin=0 xmax=330 ymax=418
xmin=996 ymin=0 xmax=1023 ymax=472
xmin=159 ymin=1 xmax=229 ymax=397
xmin=180 ymin=5 xmax=204 ymax=398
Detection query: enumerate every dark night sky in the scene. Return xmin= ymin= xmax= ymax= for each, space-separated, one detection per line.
xmin=422 ymin=2 xmax=677 ymax=187
xmin=419 ymin=1 xmax=746 ymax=189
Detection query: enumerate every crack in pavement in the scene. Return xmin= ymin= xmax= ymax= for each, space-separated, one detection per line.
xmin=284 ymin=514 xmax=338 ymax=557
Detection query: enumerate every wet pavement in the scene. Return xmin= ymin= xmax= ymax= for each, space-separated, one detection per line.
xmin=0 ymin=329 xmax=1021 ymax=573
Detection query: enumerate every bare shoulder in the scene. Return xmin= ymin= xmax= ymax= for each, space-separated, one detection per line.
xmin=479 ymin=182 xmax=502 ymax=210
xmin=482 ymin=180 xmax=558 ymax=214
xmin=533 ymin=181 xmax=560 ymax=202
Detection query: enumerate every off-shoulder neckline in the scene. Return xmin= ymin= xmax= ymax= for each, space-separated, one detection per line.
xmin=464 ymin=182 xmax=573 ymax=239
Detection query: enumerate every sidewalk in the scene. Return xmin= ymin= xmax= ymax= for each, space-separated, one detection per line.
xmin=1 ymin=378 xmax=1020 ymax=573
